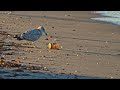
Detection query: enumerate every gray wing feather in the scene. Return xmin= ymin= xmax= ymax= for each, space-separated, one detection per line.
xmin=21 ymin=29 xmax=42 ymax=41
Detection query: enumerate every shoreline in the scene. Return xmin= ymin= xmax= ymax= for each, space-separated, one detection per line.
xmin=0 ymin=11 xmax=120 ymax=79
xmin=91 ymin=11 xmax=120 ymax=26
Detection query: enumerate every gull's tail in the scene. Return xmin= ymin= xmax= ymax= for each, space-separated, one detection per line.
xmin=13 ymin=34 xmax=24 ymax=40
xmin=17 ymin=36 xmax=24 ymax=40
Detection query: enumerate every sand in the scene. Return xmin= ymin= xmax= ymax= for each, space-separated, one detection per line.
xmin=0 ymin=11 xmax=120 ymax=79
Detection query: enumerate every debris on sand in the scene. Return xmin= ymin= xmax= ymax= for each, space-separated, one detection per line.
xmin=65 ymin=14 xmax=70 ymax=17
xmin=51 ymin=43 xmax=59 ymax=49
xmin=0 ymin=31 xmax=11 ymax=36
xmin=0 ymin=58 xmax=48 ymax=71
xmin=45 ymin=38 xmax=49 ymax=40
xmin=0 ymin=59 xmax=21 ymax=68
xmin=48 ymin=43 xmax=52 ymax=49
xmin=0 ymin=31 xmax=48 ymax=72
xmin=47 ymin=43 xmax=59 ymax=49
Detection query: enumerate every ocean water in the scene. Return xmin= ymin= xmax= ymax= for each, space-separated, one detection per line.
xmin=91 ymin=11 xmax=120 ymax=25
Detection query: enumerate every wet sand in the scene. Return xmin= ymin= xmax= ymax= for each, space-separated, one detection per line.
xmin=0 ymin=11 xmax=120 ymax=79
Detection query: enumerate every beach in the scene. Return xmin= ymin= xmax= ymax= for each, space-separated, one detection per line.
xmin=0 ymin=11 xmax=120 ymax=79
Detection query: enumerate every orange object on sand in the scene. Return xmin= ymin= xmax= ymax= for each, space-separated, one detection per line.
xmin=48 ymin=43 xmax=52 ymax=49
xmin=47 ymin=43 xmax=59 ymax=49
xmin=51 ymin=43 xmax=59 ymax=49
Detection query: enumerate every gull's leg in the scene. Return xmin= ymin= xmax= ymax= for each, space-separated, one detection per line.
xmin=31 ymin=42 xmax=36 ymax=48
xmin=27 ymin=41 xmax=36 ymax=48
xmin=31 ymin=41 xmax=37 ymax=48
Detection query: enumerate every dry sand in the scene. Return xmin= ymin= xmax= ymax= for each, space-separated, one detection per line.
xmin=0 ymin=11 xmax=120 ymax=79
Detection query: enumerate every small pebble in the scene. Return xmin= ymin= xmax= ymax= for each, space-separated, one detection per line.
xmin=49 ymin=36 xmax=53 ymax=38
xmin=66 ymin=54 xmax=69 ymax=56
xmin=54 ymin=39 xmax=57 ymax=41
xmin=44 ymin=67 xmax=47 ymax=69
xmin=1 ymin=55 xmax=5 ymax=58
xmin=42 ymin=55 xmax=46 ymax=57
xmin=0 ymin=56 xmax=4 ymax=59
xmin=66 ymin=63 xmax=69 ymax=65
xmin=105 ymin=41 xmax=108 ymax=44
xmin=43 ymin=67 xmax=47 ymax=70
xmin=39 ymin=65 xmax=42 ymax=67
xmin=76 ymin=54 xmax=78 ymax=56
xmin=16 ymin=18 xmax=18 ymax=20
xmin=49 ymin=51 xmax=51 ymax=52
xmin=110 ymin=77 xmax=113 ymax=79
xmin=7 ymin=35 xmax=10 ymax=37
xmin=65 ymin=14 xmax=70 ymax=16
xmin=75 ymin=70 xmax=78 ymax=72
xmin=2 ymin=21 xmax=5 ymax=23
xmin=61 ymin=46 xmax=63 ymax=49
xmin=8 ymin=12 xmax=11 ymax=15
xmin=49 ymin=59 xmax=53 ymax=61
xmin=45 ymin=38 xmax=49 ymax=40
xmin=22 ymin=57 xmax=27 ymax=60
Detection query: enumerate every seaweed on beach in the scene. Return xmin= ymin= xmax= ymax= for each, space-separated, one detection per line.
xmin=0 ymin=31 xmax=48 ymax=71
xmin=0 ymin=31 xmax=11 ymax=36
xmin=0 ymin=57 xmax=47 ymax=71
xmin=0 ymin=58 xmax=21 ymax=68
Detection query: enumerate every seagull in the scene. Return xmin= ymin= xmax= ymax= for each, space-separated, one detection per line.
xmin=16 ymin=26 xmax=47 ymax=47
xmin=17 ymin=26 xmax=47 ymax=41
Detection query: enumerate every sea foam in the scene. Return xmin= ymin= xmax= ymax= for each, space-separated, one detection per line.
xmin=91 ymin=11 xmax=120 ymax=25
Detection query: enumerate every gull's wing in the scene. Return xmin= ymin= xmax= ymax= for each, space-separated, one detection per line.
xmin=21 ymin=29 xmax=42 ymax=41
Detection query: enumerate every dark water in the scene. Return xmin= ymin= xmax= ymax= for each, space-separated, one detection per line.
xmin=0 ymin=68 xmax=105 ymax=79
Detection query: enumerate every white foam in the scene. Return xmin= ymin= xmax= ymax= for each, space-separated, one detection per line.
xmin=91 ymin=11 xmax=120 ymax=25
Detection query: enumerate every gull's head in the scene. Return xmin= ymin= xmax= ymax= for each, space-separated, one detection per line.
xmin=37 ymin=26 xmax=47 ymax=35
xmin=37 ymin=26 xmax=44 ymax=29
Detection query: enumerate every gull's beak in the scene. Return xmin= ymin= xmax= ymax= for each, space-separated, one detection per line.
xmin=43 ymin=30 xmax=47 ymax=35
xmin=39 ymin=26 xmax=47 ymax=35
xmin=45 ymin=32 xmax=47 ymax=35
